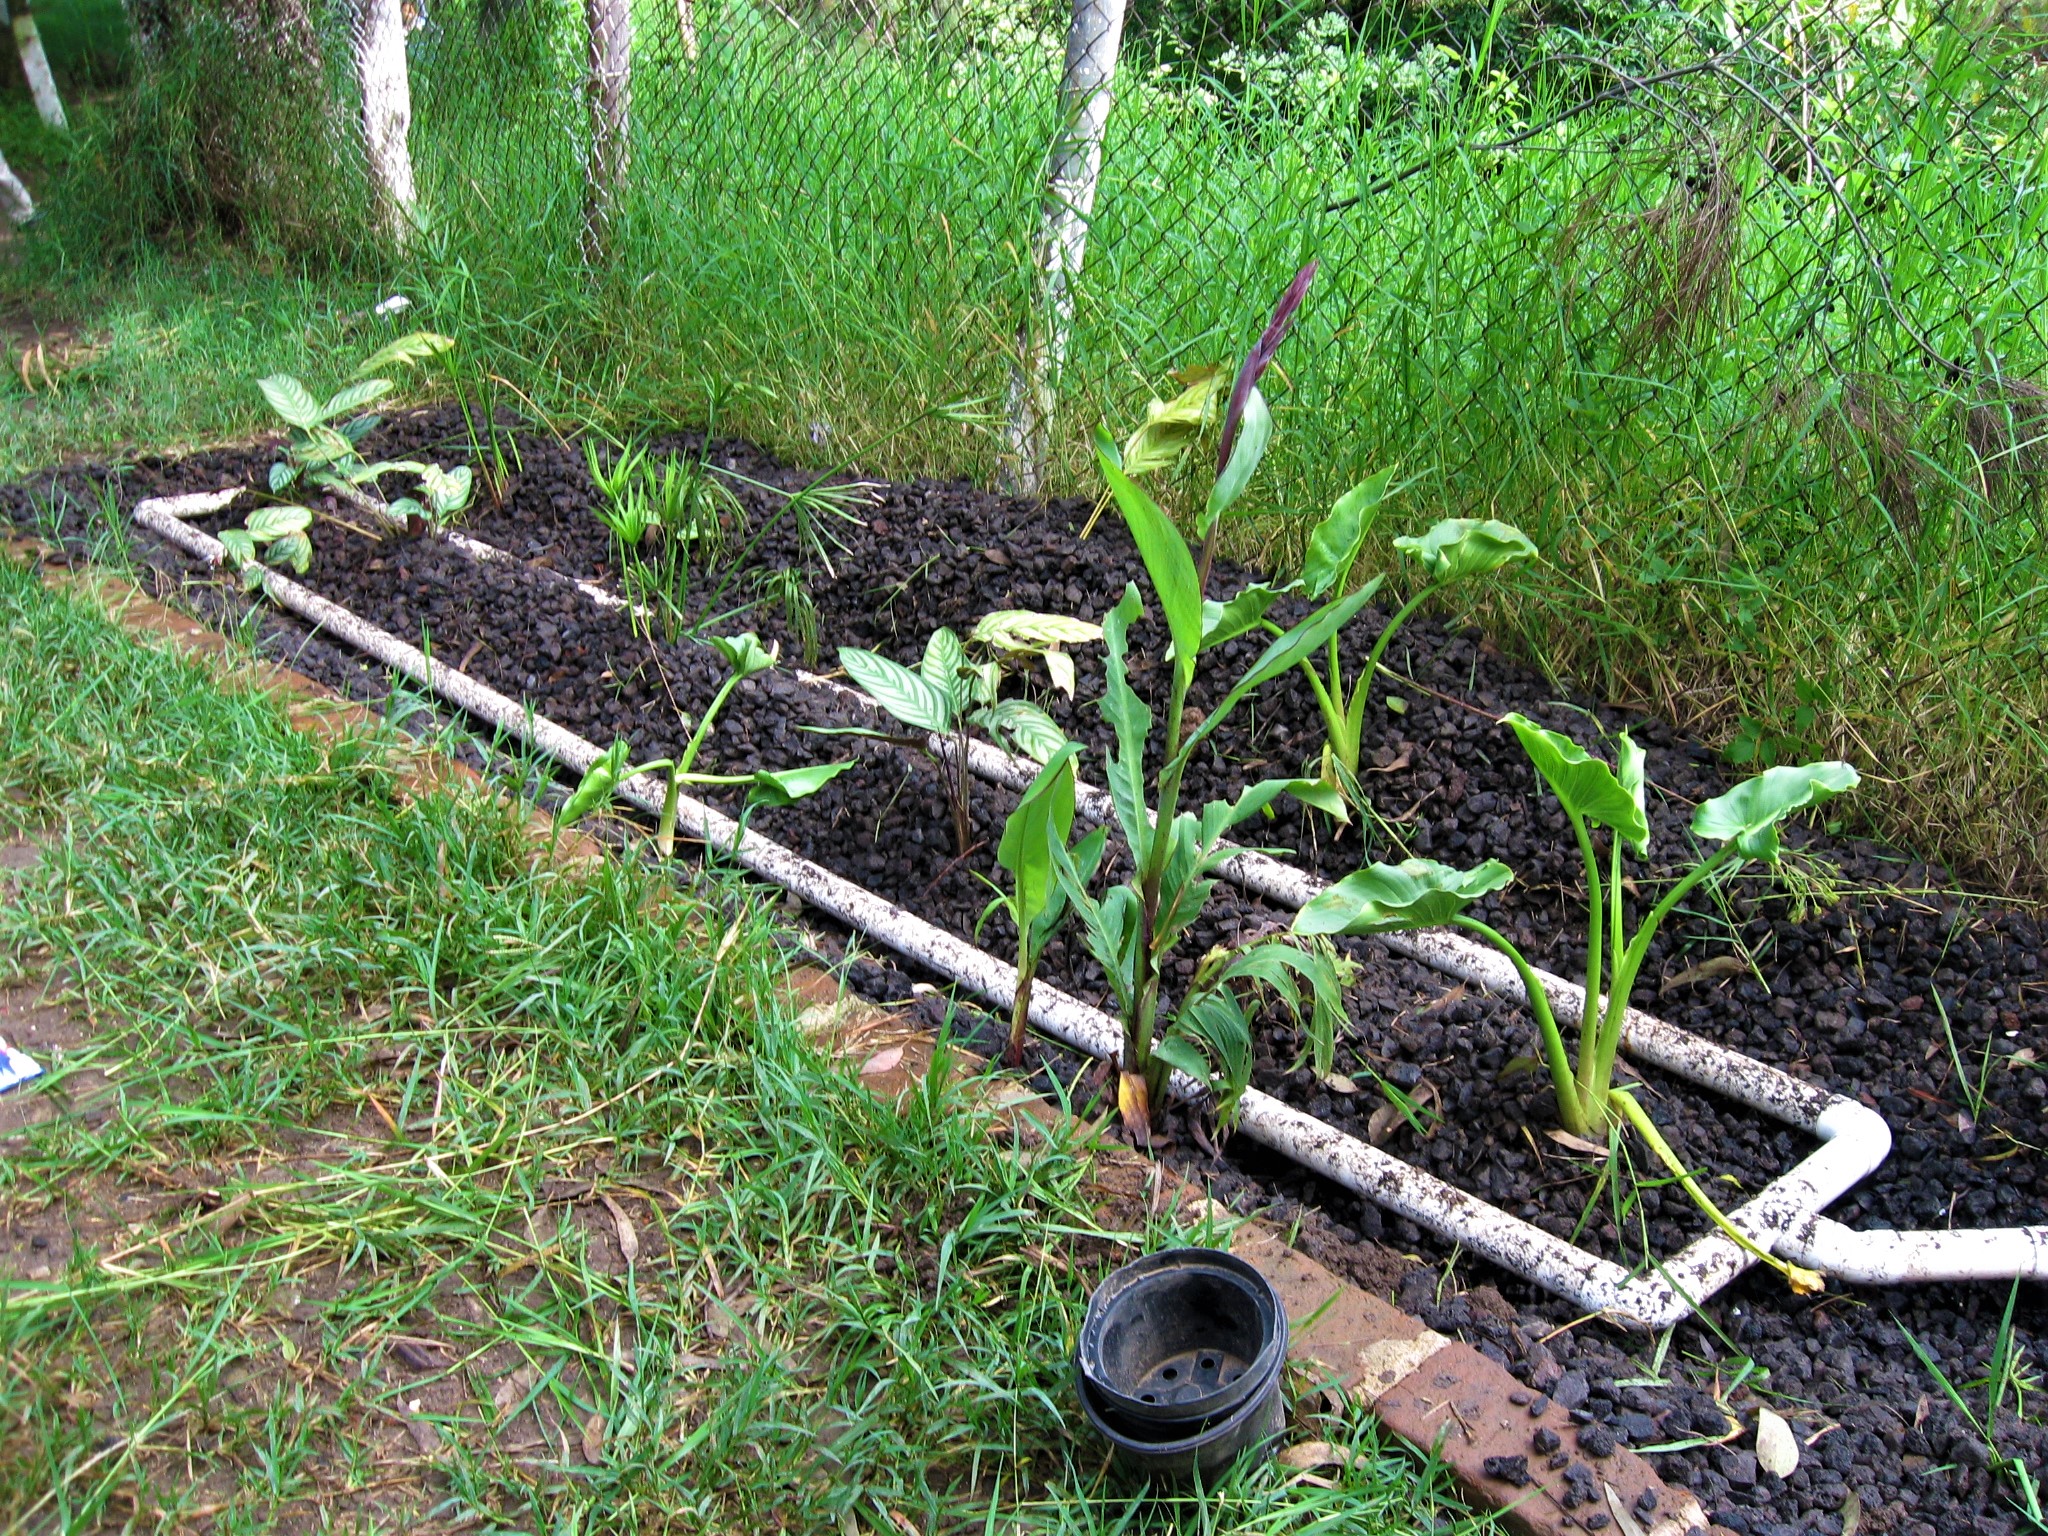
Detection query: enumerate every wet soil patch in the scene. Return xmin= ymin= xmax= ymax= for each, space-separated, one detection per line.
xmin=8 ymin=414 xmax=2046 ymax=1536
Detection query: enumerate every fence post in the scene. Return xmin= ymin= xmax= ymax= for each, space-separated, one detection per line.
xmin=1004 ymin=0 xmax=1128 ymax=494
xmin=5 ymin=0 xmax=69 ymax=131
xmin=0 ymin=148 xmax=32 ymax=224
xmin=355 ymin=0 xmax=417 ymax=246
xmin=583 ymin=0 xmax=632 ymax=262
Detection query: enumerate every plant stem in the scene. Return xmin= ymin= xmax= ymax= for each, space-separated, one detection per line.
xmin=657 ymin=764 xmax=681 ymax=860
xmin=1585 ymin=844 xmax=1740 ymax=1104
xmin=1451 ymin=915 xmax=1588 ymax=1137
xmin=1606 ymin=1087 xmax=1822 ymax=1292
xmin=1008 ymin=962 xmax=1033 ymax=1067
xmin=1566 ymin=810 xmax=1604 ymax=1110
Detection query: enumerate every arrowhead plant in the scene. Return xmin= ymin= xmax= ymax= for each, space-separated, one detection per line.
xmin=1294 ymin=506 xmax=1536 ymax=815
xmin=558 ymin=633 xmax=853 ymax=855
xmin=1296 ymin=722 xmax=1856 ymax=1291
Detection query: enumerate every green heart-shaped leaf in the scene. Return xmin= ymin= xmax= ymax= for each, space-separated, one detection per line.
xmin=1502 ymin=713 xmax=1650 ymax=854
xmin=1394 ymin=518 xmax=1537 ymax=583
xmin=1692 ymin=761 xmax=1858 ymax=859
xmin=1301 ymin=468 xmax=1397 ymax=599
xmin=709 ymin=631 xmax=777 ymax=681
xmin=1294 ymin=858 xmax=1513 ymax=936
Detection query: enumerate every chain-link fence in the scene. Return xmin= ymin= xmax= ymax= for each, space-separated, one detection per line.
xmin=48 ymin=0 xmax=2048 ymax=883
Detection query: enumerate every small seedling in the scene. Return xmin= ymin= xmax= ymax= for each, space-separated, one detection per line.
xmin=560 ymin=633 xmax=853 ymax=853
xmin=1900 ymin=1283 xmax=2045 ymax=1526
xmin=980 ymin=744 xmax=1107 ymax=1066
xmin=258 ymin=331 xmax=473 ymax=539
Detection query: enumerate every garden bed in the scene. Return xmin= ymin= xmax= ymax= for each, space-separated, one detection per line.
xmin=9 ymin=408 xmax=2045 ymax=1536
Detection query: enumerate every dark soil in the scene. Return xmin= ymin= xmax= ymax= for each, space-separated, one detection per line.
xmin=9 ymin=409 xmax=2045 ymax=1536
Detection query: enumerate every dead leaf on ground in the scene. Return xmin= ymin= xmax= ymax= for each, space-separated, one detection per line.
xmin=1600 ymin=1483 xmax=1649 ymax=1536
xmin=1755 ymin=1406 xmax=1800 ymax=1477
xmin=404 ymin=1401 xmax=442 ymax=1456
xmin=1276 ymin=1439 xmax=1369 ymax=1471
xmin=598 ymin=1190 xmax=639 ymax=1265
xmin=581 ymin=1410 xmax=606 ymax=1464
xmin=1660 ymin=954 xmax=1746 ymax=994
xmin=860 ymin=1044 xmax=905 ymax=1076
xmin=1546 ymin=1127 xmax=1613 ymax=1160
xmin=203 ymin=1191 xmax=253 ymax=1238
xmin=1322 ymin=1072 xmax=1360 ymax=1095
xmin=490 ymin=1364 xmax=540 ymax=1423
xmin=704 ymin=1293 xmax=756 ymax=1342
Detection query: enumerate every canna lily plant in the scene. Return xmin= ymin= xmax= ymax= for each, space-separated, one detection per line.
xmin=560 ymin=633 xmax=853 ymax=853
xmin=1295 ymin=714 xmax=1859 ymax=1292
xmin=980 ymin=742 xmax=1107 ymax=1067
xmin=1064 ymin=263 xmax=1368 ymax=1133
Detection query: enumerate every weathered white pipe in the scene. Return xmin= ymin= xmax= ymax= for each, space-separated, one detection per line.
xmin=1778 ymin=1215 xmax=2048 ymax=1285
xmin=140 ymin=501 xmax=2044 ymax=1306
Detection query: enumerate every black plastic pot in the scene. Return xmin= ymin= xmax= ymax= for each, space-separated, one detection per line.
xmin=1074 ymin=1247 xmax=1289 ymax=1479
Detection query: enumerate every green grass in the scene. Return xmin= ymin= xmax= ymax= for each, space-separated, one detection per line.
xmin=0 ymin=559 xmax=1479 ymax=1530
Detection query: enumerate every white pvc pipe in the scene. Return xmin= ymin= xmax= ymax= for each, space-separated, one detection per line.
xmin=1778 ymin=1215 xmax=2048 ymax=1285
xmin=137 ymin=500 xmax=2046 ymax=1308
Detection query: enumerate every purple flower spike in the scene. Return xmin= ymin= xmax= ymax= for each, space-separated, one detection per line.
xmin=1217 ymin=260 xmax=1319 ymax=476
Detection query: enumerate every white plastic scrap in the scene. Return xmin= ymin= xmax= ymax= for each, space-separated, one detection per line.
xmin=0 ymin=1038 xmax=41 ymax=1094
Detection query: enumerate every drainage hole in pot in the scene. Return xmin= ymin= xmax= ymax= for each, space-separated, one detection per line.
xmin=1162 ymin=1367 xmax=1178 ymax=1381
xmin=1199 ymin=1355 xmax=1217 ymax=1370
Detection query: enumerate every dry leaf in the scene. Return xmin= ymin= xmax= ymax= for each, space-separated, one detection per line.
xmin=1117 ymin=1071 xmax=1150 ymax=1133
xmin=886 ymin=1512 xmax=921 ymax=1536
xmin=205 ymin=1191 xmax=253 ymax=1238
xmin=1366 ymin=1101 xmax=1405 ymax=1144
xmin=1601 ymin=1483 xmax=1649 ymax=1536
xmin=405 ymin=1403 xmax=441 ymax=1455
xmin=1660 ymin=954 xmax=1746 ymax=994
xmin=1755 ymin=1406 xmax=1799 ymax=1477
xmin=860 ymin=1045 xmax=905 ymax=1076
xmin=1321 ymin=1072 xmax=1360 ymax=1095
xmin=490 ymin=1364 xmax=539 ymax=1423
xmin=1840 ymin=1488 xmax=1862 ymax=1536
xmin=1276 ymin=1439 xmax=1346 ymax=1470
xmin=581 ymin=1409 xmax=606 ymax=1464
xmin=598 ymin=1191 xmax=639 ymax=1265
xmin=1546 ymin=1127 xmax=1612 ymax=1160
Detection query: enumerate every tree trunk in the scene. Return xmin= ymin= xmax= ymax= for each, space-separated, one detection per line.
xmin=355 ymin=0 xmax=417 ymax=245
xmin=7 ymin=0 xmax=69 ymax=130
xmin=583 ymin=0 xmax=631 ymax=262
xmin=0 ymin=147 xmax=33 ymax=224
xmin=1003 ymin=0 xmax=1127 ymax=494
xmin=674 ymin=0 xmax=698 ymax=62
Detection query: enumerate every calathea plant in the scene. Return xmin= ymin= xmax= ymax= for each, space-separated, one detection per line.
xmin=217 ymin=505 xmax=314 ymax=587
xmin=257 ymin=331 xmax=474 ymax=538
xmin=1062 ymin=263 xmax=1369 ymax=1134
xmin=1296 ymin=715 xmax=1858 ymax=1290
xmin=560 ymin=633 xmax=853 ymax=854
xmin=832 ymin=618 xmax=1085 ymax=858
xmin=980 ymin=743 xmax=1107 ymax=1067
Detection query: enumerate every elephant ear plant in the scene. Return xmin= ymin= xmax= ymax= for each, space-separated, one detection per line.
xmin=1064 ymin=263 xmax=1370 ymax=1135
xmin=832 ymin=614 xmax=1094 ymax=858
xmin=1297 ymin=512 xmax=1536 ymax=811
xmin=1296 ymin=714 xmax=1859 ymax=1291
xmin=559 ymin=633 xmax=853 ymax=855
